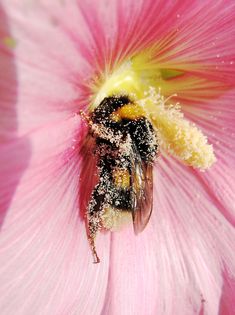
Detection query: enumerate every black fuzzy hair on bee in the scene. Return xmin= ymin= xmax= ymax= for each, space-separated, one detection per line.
xmin=91 ymin=95 xmax=130 ymax=123
xmin=81 ymin=95 xmax=158 ymax=263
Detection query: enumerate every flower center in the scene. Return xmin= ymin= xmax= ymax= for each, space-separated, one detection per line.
xmin=90 ymin=59 xmax=216 ymax=170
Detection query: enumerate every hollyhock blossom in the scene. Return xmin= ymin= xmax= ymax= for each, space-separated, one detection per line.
xmin=0 ymin=0 xmax=235 ymax=314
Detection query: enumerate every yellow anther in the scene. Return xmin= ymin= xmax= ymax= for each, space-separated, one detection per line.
xmin=142 ymin=89 xmax=216 ymax=169
xmin=90 ymin=56 xmax=216 ymax=170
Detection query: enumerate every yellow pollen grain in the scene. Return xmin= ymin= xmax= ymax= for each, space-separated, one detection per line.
xmin=112 ymin=168 xmax=130 ymax=188
xmin=110 ymin=112 xmax=121 ymax=122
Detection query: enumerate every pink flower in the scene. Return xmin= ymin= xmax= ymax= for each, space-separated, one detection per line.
xmin=0 ymin=1 xmax=235 ymax=314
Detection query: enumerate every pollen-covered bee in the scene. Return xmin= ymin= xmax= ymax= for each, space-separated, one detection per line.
xmin=81 ymin=96 xmax=158 ymax=263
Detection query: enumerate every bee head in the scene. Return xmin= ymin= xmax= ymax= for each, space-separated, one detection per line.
xmin=91 ymin=96 xmax=130 ymax=124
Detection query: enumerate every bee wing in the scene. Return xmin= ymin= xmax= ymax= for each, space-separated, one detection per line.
xmin=131 ymin=148 xmax=153 ymax=234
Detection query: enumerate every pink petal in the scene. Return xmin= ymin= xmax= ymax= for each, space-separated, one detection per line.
xmin=1 ymin=1 xmax=93 ymax=136
xmin=0 ymin=117 xmax=110 ymax=314
xmin=183 ymin=90 xmax=235 ymax=226
xmin=219 ymin=275 xmax=235 ymax=315
xmin=104 ymin=156 xmax=235 ymax=315
xmin=0 ymin=6 xmax=17 ymax=139
xmin=1 ymin=1 xmax=235 ymax=314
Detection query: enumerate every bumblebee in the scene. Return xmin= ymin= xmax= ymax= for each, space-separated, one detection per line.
xmin=81 ymin=96 xmax=158 ymax=263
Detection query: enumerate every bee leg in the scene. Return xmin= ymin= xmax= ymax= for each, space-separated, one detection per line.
xmin=88 ymin=232 xmax=100 ymax=264
xmin=87 ymin=183 xmax=107 ymax=264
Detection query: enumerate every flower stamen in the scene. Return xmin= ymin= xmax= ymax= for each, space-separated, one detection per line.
xmin=140 ymin=88 xmax=216 ymax=169
xmin=91 ymin=58 xmax=216 ymax=170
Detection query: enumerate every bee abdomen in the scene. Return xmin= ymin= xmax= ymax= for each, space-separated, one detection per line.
xmin=110 ymin=187 xmax=134 ymax=211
